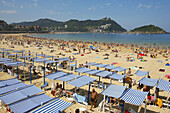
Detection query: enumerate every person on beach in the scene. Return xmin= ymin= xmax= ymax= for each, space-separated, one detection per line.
xmin=54 ymin=84 xmax=63 ymax=97
xmin=90 ymin=89 xmax=98 ymax=110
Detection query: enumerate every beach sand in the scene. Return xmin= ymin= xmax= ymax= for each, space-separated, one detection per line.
xmin=0 ymin=34 xmax=169 ymax=113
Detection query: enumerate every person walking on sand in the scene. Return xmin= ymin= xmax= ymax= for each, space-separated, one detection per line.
xmin=90 ymin=89 xmax=98 ymax=110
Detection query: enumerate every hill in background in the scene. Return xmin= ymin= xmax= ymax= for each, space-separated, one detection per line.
xmin=129 ymin=25 xmax=167 ymax=34
xmin=11 ymin=17 xmax=127 ymax=33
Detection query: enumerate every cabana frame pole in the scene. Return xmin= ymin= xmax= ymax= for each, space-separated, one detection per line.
xmin=30 ymin=65 xmax=32 ymax=84
xmin=87 ymin=82 xmax=91 ymax=104
xmin=56 ymin=62 xmax=57 ymax=72
xmin=63 ymin=81 xmax=65 ymax=90
xmin=43 ymin=61 xmax=45 ymax=85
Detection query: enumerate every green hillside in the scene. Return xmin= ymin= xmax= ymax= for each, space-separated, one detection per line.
xmin=130 ymin=25 xmax=167 ymax=34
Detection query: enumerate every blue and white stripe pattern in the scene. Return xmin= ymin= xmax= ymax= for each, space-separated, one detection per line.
xmin=96 ymin=70 xmax=112 ymax=77
xmin=157 ymin=79 xmax=170 ymax=92
xmin=45 ymin=60 xmax=59 ymax=64
xmin=85 ymin=69 xmax=102 ymax=75
xmin=84 ymin=62 xmax=98 ymax=66
xmin=0 ymin=78 xmax=20 ymax=87
xmin=113 ymin=66 xmax=126 ymax=72
xmin=68 ymin=75 xmax=96 ymax=87
xmin=139 ymin=77 xmax=158 ymax=87
xmin=94 ymin=63 xmax=109 ymax=68
xmin=75 ymin=67 xmax=92 ymax=73
xmin=8 ymin=93 xmax=53 ymax=113
xmin=109 ymin=73 xmax=125 ymax=80
xmin=0 ymin=85 xmax=42 ymax=104
xmin=0 ymin=82 xmax=29 ymax=95
xmin=46 ymin=71 xmax=67 ymax=80
xmin=135 ymin=70 xmax=149 ymax=77
xmin=120 ymin=88 xmax=148 ymax=106
xmin=105 ymin=65 xmax=116 ymax=70
xmin=0 ymin=58 xmax=12 ymax=61
xmin=57 ymin=74 xmax=79 ymax=82
xmin=31 ymin=98 xmax=72 ymax=113
xmin=101 ymin=84 xmax=126 ymax=98
xmin=34 ymin=58 xmax=49 ymax=62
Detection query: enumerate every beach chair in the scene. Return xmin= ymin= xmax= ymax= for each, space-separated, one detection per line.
xmin=73 ymin=93 xmax=88 ymax=105
xmin=98 ymin=100 xmax=104 ymax=112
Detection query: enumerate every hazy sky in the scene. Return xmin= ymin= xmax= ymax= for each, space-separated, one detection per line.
xmin=0 ymin=0 xmax=170 ymax=31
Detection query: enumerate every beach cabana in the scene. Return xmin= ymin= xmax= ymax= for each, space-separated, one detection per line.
xmin=138 ymin=77 xmax=159 ymax=87
xmin=19 ymin=55 xmax=33 ymax=62
xmin=33 ymin=58 xmax=49 ymax=86
xmin=0 ymin=78 xmax=20 ymax=87
xmin=84 ymin=69 xmax=102 ymax=75
xmin=0 ymin=85 xmax=42 ymax=104
xmin=31 ymin=98 xmax=72 ymax=113
xmin=120 ymin=88 xmax=148 ymax=113
xmin=96 ymin=70 xmax=112 ymax=85
xmin=68 ymin=75 xmax=96 ymax=104
xmin=0 ymin=58 xmax=12 ymax=61
xmin=113 ymin=66 xmax=127 ymax=73
xmin=46 ymin=71 xmax=67 ymax=80
xmin=13 ymin=50 xmax=25 ymax=56
xmin=75 ymin=67 xmax=92 ymax=74
xmin=46 ymin=71 xmax=67 ymax=89
xmin=109 ymin=73 xmax=126 ymax=84
xmin=157 ymin=78 xmax=170 ymax=93
xmin=84 ymin=62 xmax=98 ymax=68
xmin=56 ymin=73 xmax=79 ymax=89
xmin=105 ymin=65 xmax=117 ymax=70
xmin=93 ymin=63 xmax=109 ymax=70
xmin=0 ymin=82 xmax=29 ymax=95
xmin=135 ymin=70 xmax=149 ymax=77
xmin=8 ymin=93 xmax=53 ymax=113
xmin=101 ymin=84 xmax=126 ymax=112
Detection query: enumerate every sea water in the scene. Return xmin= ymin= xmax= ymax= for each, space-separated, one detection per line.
xmin=30 ymin=33 xmax=170 ymax=47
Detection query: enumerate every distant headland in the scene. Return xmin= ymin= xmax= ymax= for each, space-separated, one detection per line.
xmin=0 ymin=18 xmax=168 ymax=34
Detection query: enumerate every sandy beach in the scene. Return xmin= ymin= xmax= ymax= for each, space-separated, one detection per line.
xmin=0 ymin=33 xmax=169 ymax=113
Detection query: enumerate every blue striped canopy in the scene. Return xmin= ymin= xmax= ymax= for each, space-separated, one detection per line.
xmin=0 ymin=78 xmax=20 ymax=87
xmin=8 ymin=93 xmax=53 ymax=113
xmin=109 ymin=73 xmax=125 ymax=80
xmin=34 ymin=58 xmax=49 ymax=62
xmin=157 ymin=79 xmax=170 ymax=92
xmin=84 ymin=62 xmax=98 ymax=66
xmin=96 ymin=70 xmax=112 ymax=77
xmin=105 ymin=65 xmax=117 ymax=70
xmin=45 ymin=55 xmax=54 ymax=58
xmin=13 ymin=50 xmax=25 ymax=53
xmin=68 ymin=75 xmax=96 ymax=87
xmin=94 ymin=64 xmax=109 ymax=68
xmin=57 ymin=74 xmax=79 ymax=82
xmin=7 ymin=54 xmax=16 ymax=56
xmin=4 ymin=61 xmax=23 ymax=66
xmin=139 ymin=77 xmax=158 ymax=87
xmin=19 ymin=55 xmax=33 ymax=58
xmin=55 ymin=57 xmax=69 ymax=62
xmin=31 ymin=98 xmax=72 ymax=113
xmin=46 ymin=71 xmax=67 ymax=80
xmin=85 ymin=69 xmax=102 ymax=75
xmin=0 ymin=58 xmax=12 ymax=61
xmin=45 ymin=60 xmax=59 ymax=64
xmin=75 ymin=67 xmax=92 ymax=73
xmin=0 ymin=82 xmax=29 ymax=95
xmin=0 ymin=85 xmax=42 ymax=104
xmin=101 ymin=84 xmax=126 ymax=98
xmin=120 ymin=88 xmax=148 ymax=106
xmin=113 ymin=66 xmax=126 ymax=72
xmin=135 ymin=70 xmax=149 ymax=77
xmin=37 ymin=54 xmax=46 ymax=56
